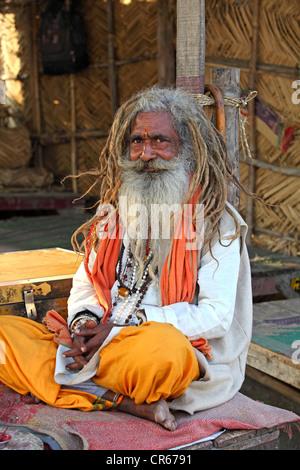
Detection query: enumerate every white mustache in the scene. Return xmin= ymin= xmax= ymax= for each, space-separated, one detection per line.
xmin=117 ymin=156 xmax=178 ymax=172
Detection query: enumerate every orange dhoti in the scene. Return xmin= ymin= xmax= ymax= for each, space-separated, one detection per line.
xmin=0 ymin=316 xmax=199 ymax=410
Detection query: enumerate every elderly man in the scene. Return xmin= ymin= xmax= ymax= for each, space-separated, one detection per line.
xmin=0 ymin=87 xmax=253 ymax=432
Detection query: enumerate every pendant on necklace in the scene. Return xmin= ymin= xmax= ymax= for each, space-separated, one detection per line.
xmin=118 ymin=287 xmax=130 ymax=298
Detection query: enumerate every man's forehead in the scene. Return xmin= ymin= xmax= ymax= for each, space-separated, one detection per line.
xmin=130 ymin=111 xmax=177 ymax=136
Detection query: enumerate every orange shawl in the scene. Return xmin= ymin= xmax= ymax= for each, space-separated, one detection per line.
xmin=84 ymin=190 xmax=212 ymax=360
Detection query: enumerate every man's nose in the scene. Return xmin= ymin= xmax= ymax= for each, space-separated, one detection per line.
xmin=140 ymin=139 xmax=156 ymax=160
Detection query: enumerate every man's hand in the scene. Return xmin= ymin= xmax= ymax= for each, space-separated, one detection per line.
xmin=62 ymin=321 xmax=117 ymax=371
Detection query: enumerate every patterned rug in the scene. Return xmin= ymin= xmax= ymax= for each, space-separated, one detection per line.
xmin=0 ymin=381 xmax=299 ymax=450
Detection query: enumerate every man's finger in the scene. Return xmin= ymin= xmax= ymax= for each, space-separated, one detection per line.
xmin=66 ymin=355 xmax=88 ymax=371
xmin=84 ymin=336 xmax=104 ymax=353
xmin=84 ymin=348 xmax=99 ymax=362
xmin=73 ymin=325 xmax=97 ymax=337
xmin=62 ymin=345 xmax=86 ymax=358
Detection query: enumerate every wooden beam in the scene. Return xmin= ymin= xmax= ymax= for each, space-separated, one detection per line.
xmin=253 ymin=226 xmax=297 ymax=243
xmin=206 ymin=56 xmax=299 ymax=80
xmin=70 ymin=74 xmax=78 ymax=193
xmin=0 ymin=80 xmax=5 ymax=104
xmin=246 ymin=366 xmax=300 ymax=405
xmin=157 ymin=0 xmax=175 ymax=86
xmin=246 ymin=0 xmax=260 ymax=246
xmin=212 ymin=68 xmax=240 ymax=210
xmin=243 ymin=156 xmax=300 ymax=177
xmin=4 ymin=57 xmax=298 ymax=82
xmin=176 ymin=0 xmax=205 ymax=94
xmin=106 ymin=0 xmax=119 ymax=115
xmin=26 ymin=1 xmax=43 ymax=168
xmin=39 ymin=128 xmax=108 ymax=146
xmin=247 ymin=342 xmax=300 ymax=389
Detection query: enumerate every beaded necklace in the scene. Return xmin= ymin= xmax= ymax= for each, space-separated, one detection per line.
xmin=108 ymin=243 xmax=156 ymax=324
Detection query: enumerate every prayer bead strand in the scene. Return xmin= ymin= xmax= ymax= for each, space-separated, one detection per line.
xmin=112 ymin=245 xmax=153 ymax=325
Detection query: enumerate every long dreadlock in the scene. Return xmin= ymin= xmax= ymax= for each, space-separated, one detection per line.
xmin=71 ymin=86 xmax=258 ymax=256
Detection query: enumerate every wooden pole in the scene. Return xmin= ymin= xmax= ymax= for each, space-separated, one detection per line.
xmin=0 ymin=81 xmax=5 ymax=105
xmin=205 ymin=56 xmax=298 ymax=80
xmin=176 ymin=1 xmax=241 ymax=211
xmin=246 ymin=0 xmax=260 ymax=246
xmin=176 ymin=0 xmax=205 ymax=94
xmin=70 ymin=74 xmax=78 ymax=193
xmin=39 ymin=128 xmax=108 ymax=146
xmin=107 ymin=0 xmax=119 ymax=115
xmin=0 ymin=54 xmax=4 ymax=104
xmin=157 ymin=0 xmax=175 ymax=86
xmin=0 ymin=54 xmax=5 ymax=123
xmin=27 ymin=1 xmax=43 ymax=168
xmin=212 ymin=68 xmax=240 ymax=211
xmin=244 ymin=157 xmax=300 ymax=177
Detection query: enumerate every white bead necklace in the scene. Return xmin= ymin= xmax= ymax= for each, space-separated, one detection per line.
xmin=113 ymin=246 xmax=153 ymax=325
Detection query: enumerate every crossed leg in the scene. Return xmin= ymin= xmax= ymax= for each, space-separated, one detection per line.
xmin=0 ymin=317 xmax=199 ymax=432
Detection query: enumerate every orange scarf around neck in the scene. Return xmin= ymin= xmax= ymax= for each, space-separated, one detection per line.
xmin=84 ymin=188 xmax=212 ymax=359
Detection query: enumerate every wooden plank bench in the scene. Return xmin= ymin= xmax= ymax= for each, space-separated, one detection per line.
xmin=247 ymin=298 xmax=300 ymax=389
xmin=184 ymin=427 xmax=281 ymax=450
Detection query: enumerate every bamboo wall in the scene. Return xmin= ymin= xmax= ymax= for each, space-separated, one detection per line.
xmin=205 ymin=0 xmax=300 ymax=256
xmin=0 ymin=0 xmax=159 ymax=193
xmin=0 ymin=0 xmax=299 ymax=256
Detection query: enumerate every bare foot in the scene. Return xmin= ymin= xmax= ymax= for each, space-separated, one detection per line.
xmin=29 ymin=393 xmax=43 ymax=404
xmin=118 ymin=397 xmax=177 ymax=431
xmin=152 ymin=399 xmax=177 ymax=431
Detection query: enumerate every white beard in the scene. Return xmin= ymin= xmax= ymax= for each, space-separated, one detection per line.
xmin=118 ymin=153 xmax=191 ymax=280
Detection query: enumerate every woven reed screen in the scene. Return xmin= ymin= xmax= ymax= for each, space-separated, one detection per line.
xmin=205 ymin=0 xmax=299 ymax=256
xmin=40 ymin=0 xmax=158 ymax=194
xmin=0 ymin=0 xmax=299 ymax=256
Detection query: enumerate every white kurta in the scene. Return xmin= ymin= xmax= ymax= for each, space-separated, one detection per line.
xmin=68 ymin=214 xmax=241 ymax=342
xmin=65 ymin=202 xmax=253 ymax=412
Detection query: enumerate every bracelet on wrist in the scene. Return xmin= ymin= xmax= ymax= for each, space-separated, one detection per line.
xmin=111 ymin=393 xmax=124 ymax=411
xmin=69 ymin=312 xmax=99 ymax=334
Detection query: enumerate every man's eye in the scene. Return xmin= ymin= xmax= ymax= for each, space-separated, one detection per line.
xmin=131 ymin=137 xmax=142 ymax=144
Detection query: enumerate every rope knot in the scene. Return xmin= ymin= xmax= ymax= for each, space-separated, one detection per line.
xmin=191 ymin=90 xmax=258 ymax=160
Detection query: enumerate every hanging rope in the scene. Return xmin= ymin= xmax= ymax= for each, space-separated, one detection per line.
xmin=191 ymin=90 xmax=258 ymax=161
